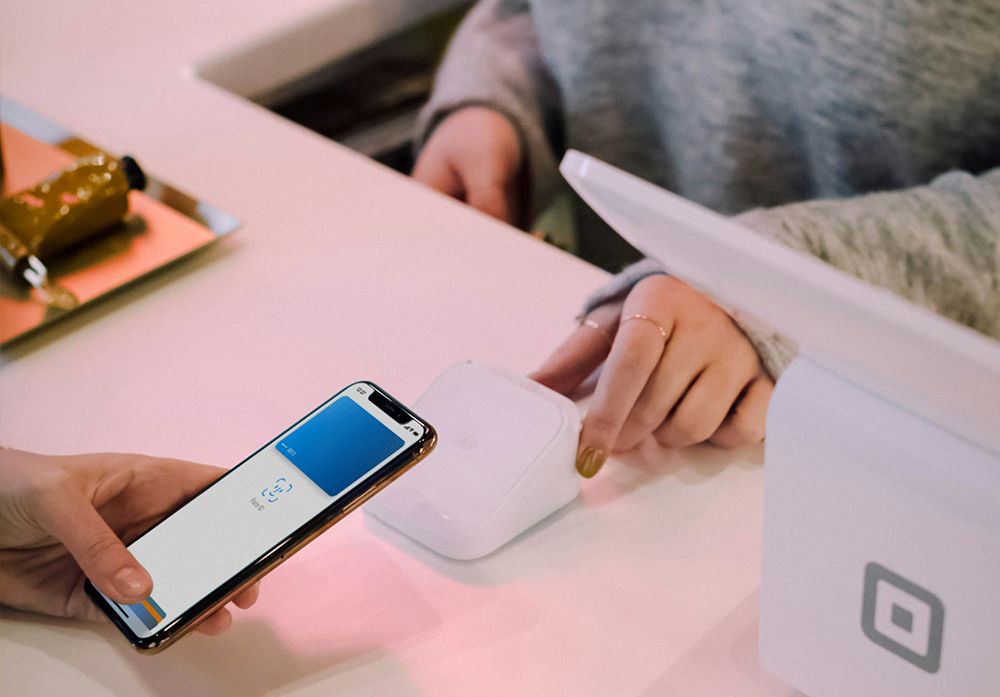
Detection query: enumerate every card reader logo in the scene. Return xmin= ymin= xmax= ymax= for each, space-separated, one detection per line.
xmin=861 ymin=562 xmax=944 ymax=673
xmin=128 ymin=596 xmax=166 ymax=630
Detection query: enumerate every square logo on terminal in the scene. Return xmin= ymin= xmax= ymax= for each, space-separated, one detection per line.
xmin=861 ymin=562 xmax=944 ymax=673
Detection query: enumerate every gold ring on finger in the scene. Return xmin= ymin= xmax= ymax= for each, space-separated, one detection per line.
xmin=621 ymin=313 xmax=668 ymax=340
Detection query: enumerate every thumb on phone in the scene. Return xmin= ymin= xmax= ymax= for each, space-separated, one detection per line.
xmin=36 ymin=489 xmax=152 ymax=604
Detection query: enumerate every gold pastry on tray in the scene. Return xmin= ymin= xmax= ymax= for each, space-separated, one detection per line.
xmin=0 ymin=97 xmax=240 ymax=345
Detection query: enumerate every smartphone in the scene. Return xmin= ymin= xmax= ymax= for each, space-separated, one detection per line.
xmin=85 ymin=381 xmax=435 ymax=653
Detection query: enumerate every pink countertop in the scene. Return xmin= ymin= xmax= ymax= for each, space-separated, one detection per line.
xmin=0 ymin=1 xmax=794 ymax=694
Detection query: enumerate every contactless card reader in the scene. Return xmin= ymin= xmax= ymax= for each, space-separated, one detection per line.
xmin=364 ymin=361 xmax=581 ymax=560
xmin=561 ymin=150 xmax=1000 ymax=696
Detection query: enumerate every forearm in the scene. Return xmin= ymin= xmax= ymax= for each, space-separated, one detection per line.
xmin=417 ymin=0 xmax=564 ymax=220
xmin=737 ymin=167 xmax=1000 ymax=341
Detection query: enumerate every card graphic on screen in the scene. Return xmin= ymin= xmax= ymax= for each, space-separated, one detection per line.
xmin=125 ymin=596 xmax=166 ymax=630
xmin=86 ymin=382 xmax=433 ymax=651
xmin=276 ymin=397 xmax=405 ymax=496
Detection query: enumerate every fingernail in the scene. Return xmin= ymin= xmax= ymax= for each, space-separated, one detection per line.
xmin=113 ymin=566 xmax=150 ymax=600
xmin=575 ymin=447 xmax=607 ymax=478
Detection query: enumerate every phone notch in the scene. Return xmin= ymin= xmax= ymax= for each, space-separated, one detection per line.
xmin=367 ymin=388 xmax=412 ymax=424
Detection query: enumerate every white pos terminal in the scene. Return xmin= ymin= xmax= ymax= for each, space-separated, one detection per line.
xmin=365 ymin=361 xmax=582 ymax=560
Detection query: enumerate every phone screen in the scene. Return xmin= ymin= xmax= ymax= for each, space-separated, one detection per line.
xmin=94 ymin=383 xmax=425 ymax=639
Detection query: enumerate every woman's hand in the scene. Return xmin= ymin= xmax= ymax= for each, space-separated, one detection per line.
xmin=412 ymin=107 xmax=524 ymax=225
xmin=531 ymin=275 xmax=774 ymax=477
xmin=0 ymin=448 xmax=259 ymax=635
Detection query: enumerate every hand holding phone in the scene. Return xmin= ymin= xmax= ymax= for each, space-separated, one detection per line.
xmin=83 ymin=382 xmax=435 ymax=652
xmin=0 ymin=449 xmax=258 ymax=635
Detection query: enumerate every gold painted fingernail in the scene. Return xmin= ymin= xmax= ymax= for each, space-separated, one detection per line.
xmin=575 ymin=447 xmax=607 ymax=478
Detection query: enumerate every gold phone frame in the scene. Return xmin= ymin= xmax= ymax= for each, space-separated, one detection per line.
xmin=85 ymin=381 xmax=436 ymax=653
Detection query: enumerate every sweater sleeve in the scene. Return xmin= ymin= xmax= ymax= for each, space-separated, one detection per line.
xmin=416 ymin=0 xmax=564 ymax=221
xmin=580 ymin=167 xmax=1000 ymax=379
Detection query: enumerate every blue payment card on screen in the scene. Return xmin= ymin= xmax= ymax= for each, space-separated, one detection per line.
xmin=275 ymin=396 xmax=404 ymax=497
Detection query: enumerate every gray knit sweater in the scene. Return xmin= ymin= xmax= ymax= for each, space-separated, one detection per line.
xmin=419 ymin=0 xmax=1000 ymax=378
